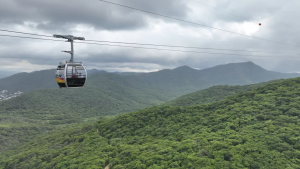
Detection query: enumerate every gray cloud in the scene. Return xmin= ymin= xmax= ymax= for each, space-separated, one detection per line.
xmin=0 ymin=0 xmax=188 ymax=32
xmin=1 ymin=0 xmax=300 ymax=76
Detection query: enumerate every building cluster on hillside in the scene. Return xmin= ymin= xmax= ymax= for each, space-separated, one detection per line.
xmin=0 ymin=90 xmax=23 ymax=101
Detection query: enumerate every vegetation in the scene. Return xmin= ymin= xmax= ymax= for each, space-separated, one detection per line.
xmin=164 ymin=80 xmax=280 ymax=107
xmin=0 ymin=69 xmax=57 ymax=93
xmin=0 ymin=74 xmax=279 ymax=157
xmin=0 ymin=73 xmax=169 ymax=156
xmin=2 ymin=77 xmax=300 ymax=168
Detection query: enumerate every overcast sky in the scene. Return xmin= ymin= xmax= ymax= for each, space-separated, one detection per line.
xmin=1 ymin=0 xmax=300 ymax=78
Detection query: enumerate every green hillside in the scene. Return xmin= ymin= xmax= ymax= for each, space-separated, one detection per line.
xmin=0 ymin=69 xmax=57 ymax=93
xmin=164 ymin=80 xmax=280 ymax=107
xmin=0 ymin=73 xmax=170 ymax=155
xmin=2 ymin=77 xmax=300 ymax=168
xmin=0 ymin=74 xmax=279 ymax=156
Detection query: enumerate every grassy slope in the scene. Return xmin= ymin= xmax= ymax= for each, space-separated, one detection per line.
xmin=2 ymin=78 xmax=300 ymax=168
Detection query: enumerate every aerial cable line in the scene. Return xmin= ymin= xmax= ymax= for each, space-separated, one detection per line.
xmin=192 ymin=0 xmax=245 ymax=20
xmin=0 ymin=34 xmax=64 ymax=42
xmin=98 ymin=0 xmax=300 ymax=48
xmin=1 ymin=34 xmax=299 ymax=59
xmin=1 ymin=29 xmax=300 ymax=54
xmin=0 ymin=29 xmax=53 ymax=38
xmin=191 ymin=0 xmax=295 ymax=36
xmin=86 ymin=39 xmax=300 ymax=54
xmin=76 ymin=41 xmax=300 ymax=58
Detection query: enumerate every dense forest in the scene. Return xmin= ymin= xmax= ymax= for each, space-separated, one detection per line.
xmin=1 ymin=64 xmax=286 ymax=158
xmin=0 ymin=78 xmax=274 ymax=161
xmin=164 ymin=80 xmax=280 ymax=107
xmin=0 ymin=73 xmax=168 ymax=156
xmin=2 ymin=77 xmax=300 ymax=168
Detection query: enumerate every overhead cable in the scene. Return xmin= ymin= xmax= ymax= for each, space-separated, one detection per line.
xmin=0 ymin=29 xmax=53 ymax=38
xmin=0 ymin=29 xmax=299 ymax=54
xmin=191 ymin=0 xmax=295 ymax=36
xmin=1 ymin=29 xmax=298 ymax=54
xmin=1 ymin=34 xmax=299 ymax=59
xmin=86 ymin=39 xmax=300 ymax=54
xmin=98 ymin=0 xmax=300 ymax=48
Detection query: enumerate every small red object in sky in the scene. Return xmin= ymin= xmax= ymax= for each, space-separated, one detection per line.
xmin=259 ymin=23 xmax=261 ymax=26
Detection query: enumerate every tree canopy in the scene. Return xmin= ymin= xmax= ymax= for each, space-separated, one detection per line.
xmin=2 ymin=77 xmax=300 ymax=168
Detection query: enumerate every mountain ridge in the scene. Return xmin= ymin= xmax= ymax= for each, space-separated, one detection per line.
xmin=1 ymin=62 xmax=299 ymax=94
xmin=164 ymin=80 xmax=281 ymax=107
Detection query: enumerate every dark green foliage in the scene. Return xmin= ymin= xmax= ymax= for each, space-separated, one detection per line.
xmin=164 ymin=80 xmax=280 ymax=106
xmin=0 ymin=73 xmax=170 ymax=156
xmin=1 ymin=63 xmax=290 ymax=157
xmin=2 ymin=77 xmax=300 ymax=168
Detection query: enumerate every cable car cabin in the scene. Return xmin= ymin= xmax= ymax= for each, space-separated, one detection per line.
xmin=56 ymin=62 xmax=87 ymax=88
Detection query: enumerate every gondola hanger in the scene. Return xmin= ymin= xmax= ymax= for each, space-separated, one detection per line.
xmin=53 ymin=34 xmax=87 ymax=88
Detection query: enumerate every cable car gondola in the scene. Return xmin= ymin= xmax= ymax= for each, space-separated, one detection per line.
xmin=56 ymin=61 xmax=87 ymax=88
xmin=53 ymin=34 xmax=87 ymax=88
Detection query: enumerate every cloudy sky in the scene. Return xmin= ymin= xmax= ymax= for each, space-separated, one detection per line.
xmin=1 ymin=0 xmax=300 ymax=78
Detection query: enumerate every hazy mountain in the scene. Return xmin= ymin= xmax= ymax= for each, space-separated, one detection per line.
xmin=0 ymin=62 xmax=299 ymax=95
xmin=3 ymin=77 xmax=300 ymax=168
xmin=87 ymin=69 xmax=107 ymax=75
xmin=114 ymin=72 xmax=144 ymax=76
xmin=137 ymin=62 xmax=299 ymax=92
xmin=0 ymin=69 xmax=57 ymax=93
xmin=0 ymin=70 xmax=19 ymax=79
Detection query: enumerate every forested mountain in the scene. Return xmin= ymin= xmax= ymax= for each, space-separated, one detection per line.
xmin=0 ymin=73 xmax=170 ymax=155
xmin=0 ymin=77 xmax=277 ymax=156
xmin=134 ymin=62 xmax=299 ymax=95
xmin=0 ymin=62 xmax=299 ymax=160
xmin=164 ymin=80 xmax=280 ymax=107
xmin=0 ymin=62 xmax=299 ymax=94
xmin=87 ymin=69 xmax=107 ymax=75
xmin=2 ymin=77 xmax=300 ymax=168
xmin=0 ymin=69 xmax=57 ymax=93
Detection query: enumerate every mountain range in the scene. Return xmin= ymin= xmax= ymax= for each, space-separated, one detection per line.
xmin=0 ymin=61 xmax=299 ymax=95
xmin=2 ymin=76 xmax=300 ymax=168
xmin=1 ymin=61 xmax=300 ymax=163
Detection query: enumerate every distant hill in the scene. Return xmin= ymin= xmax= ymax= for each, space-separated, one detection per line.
xmin=114 ymin=72 xmax=144 ymax=76
xmin=0 ymin=70 xmax=18 ymax=79
xmin=0 ymin=69 xmax=57 ymax=93
xmin=135 ymin=62 xmax=300 ymax=96
xmin=3 ymin=77 xmax=300 ymax=168
xmin=87 ymin=69 xmax=107 ymax=75
xmin=164 ymin=80 xmax=281 ymax=107
xmin=0 ymin=61 xmax=299 ymax=95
